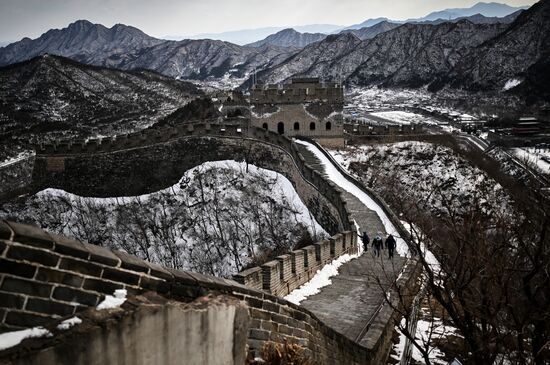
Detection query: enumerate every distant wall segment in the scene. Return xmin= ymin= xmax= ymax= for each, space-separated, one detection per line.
xmin=30 ymin=123 xmax=352 ymax=235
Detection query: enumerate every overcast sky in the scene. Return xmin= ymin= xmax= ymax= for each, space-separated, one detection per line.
xmin=0 ymin=0 xmax=538 ymax=42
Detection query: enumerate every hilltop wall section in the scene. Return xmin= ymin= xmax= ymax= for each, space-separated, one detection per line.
xmin=0 ymin=221 xmax=411 ymax=364
xmin=30 ymin=123 xmax=352 ymax=235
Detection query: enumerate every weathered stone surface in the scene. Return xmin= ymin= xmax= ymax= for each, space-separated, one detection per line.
xmin=0 ymin=294 xmax=250 ymax=365
xmin=4 ymin=222 xmax=53 ymax=249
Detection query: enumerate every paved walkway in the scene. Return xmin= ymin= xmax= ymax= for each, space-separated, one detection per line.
xmin=296 ymin=142 xmax=407 ymax=345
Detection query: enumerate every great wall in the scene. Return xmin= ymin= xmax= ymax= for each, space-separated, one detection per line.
xmin=0 ymin=120 xmax=421 ymax=364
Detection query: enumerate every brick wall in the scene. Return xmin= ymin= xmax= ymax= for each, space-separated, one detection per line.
xmin=234 ymin=231 xmax=357 ymax=297
xmin=0 ymin=221 xmax=399 ymax=365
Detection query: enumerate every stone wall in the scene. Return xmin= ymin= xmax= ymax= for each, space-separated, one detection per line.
xmin=0 ymin=156 xmax=35 ymax=202
xmin=251 ymin=104 xmax=344 ymax=145
xmin=234 ymin=231 xmax=358 ymax=297
xmin=250 ymin=83 xmax=343 ymax=105
xmin=0 ymin=294 xmax=249 ymax=365
xmin=345 ymin=123 xmax=424 ymax=136
xmin=30 ymin=124 xmax=352 ymax=235
xmin=0 ymin=221 xmax=399 ymax=365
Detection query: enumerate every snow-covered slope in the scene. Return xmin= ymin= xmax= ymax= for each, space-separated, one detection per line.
xmin=0 ymin=160 xmax=327 ymax=278
xmin=329 ymin=142 xmax=512 ymax=218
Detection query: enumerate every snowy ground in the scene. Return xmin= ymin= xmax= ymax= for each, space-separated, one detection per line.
xmin=512 ymin=147 xmax=550 ymax=175
xmin=369 ymin=111 xmax=440 ymax=126
xmin=0 ymin=160 xmax=327 ymax=277
xmin=328 ymin=141 xmax=512 ymax=219
xmin=345 ymin=87 xmax=432 ymax=115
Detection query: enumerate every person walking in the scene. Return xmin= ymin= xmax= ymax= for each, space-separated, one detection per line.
xmin=385 ymin=234 xmax=396 ymax=259
xmin=372 ymin=233 xmax=383 ymax=257
xmin=360 ymin=231 xmax=370 ymax=252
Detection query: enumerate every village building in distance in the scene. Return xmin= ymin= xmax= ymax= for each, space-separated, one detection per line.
xmin=250 ymin=78 xmax=345 ymax=147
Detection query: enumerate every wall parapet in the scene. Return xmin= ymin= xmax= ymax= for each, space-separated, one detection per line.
xmin=0 ymin=221 xmax=373 ymax=364
xmin=234 ymin=231 xmax=357 ymax=297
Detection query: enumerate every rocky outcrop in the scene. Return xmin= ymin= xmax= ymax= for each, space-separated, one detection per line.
xmin=246 ymin=28 xmax=326 ymax=48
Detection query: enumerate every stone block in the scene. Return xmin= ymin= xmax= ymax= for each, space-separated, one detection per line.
xmin=52 ymin=287 xmax=99 ymax=306
xmin=5 ymin=310 xmax=54 ymax=328
xmin=7 ymin=245 xmax=60 ymax=267
xmin=50 ymin=233 xmax=90 ymax=259
xmin=0 ymin=222 xmax=12 ymax=241
xmin=5 ymin=221 xmax=54 ymax=249
xmin=0 ymin=258 xmax=37 ymax=278
xmin=139 ymin=276 xmax=170 ymax=294
xmin=167 ymin=268 xmax=198 ymax=286
xmin=83 ymin=278 xmax=124 ymax=295
xmin=36 ymin=267 xmax=84 ymax=288
xmin=147 ymin=262 xmax=173 ymax=281
xmin=262 ymin=300 xmax=279 ymax=313
xmin=25 ymin=298 xmax=75 ymax=316
xmin=113 ymin=250 xmax=150 ymax=273
xmin=59 ymin=257 xmax=103 ymax=277
xmin=249 ymin=328 xmax=270 ymax=341
xmin=0 ymin=292 xmax=25 ymax=309
xmin=84 ymin=243 xmax=120 ymax=267
xmin=101 ymin=267 xmax=140 ymax=286
xmin=2 ymin=277 xmax=52 ymax=298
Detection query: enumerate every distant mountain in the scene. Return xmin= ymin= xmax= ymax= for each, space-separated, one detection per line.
xmin=341 ymin=17 xmax=391 ymax=31
xmin=0 ymin=54 xmax=200 ymax=148
xmin=412 ymin=1 xmax=529 ymax=22
xmin=417 ymin=10 xmax=523 ymax=25
xmin=187 ymin=24 xmax=342 ymax=45
xmin=0 ymin=41 xmax=11 ymax=48
xmin=111 ymin=40 xmax=298 ymax=81
xmin=247 ymin=32 xmax=362 ymax=86
xmin=339 ymin=21 xmax=401 ymax=40
xmin=0 ymin=20 xmax=164 ymax=67
xmin=343 ymin=2 xmax=528 ymax=30
xmin=246 ymin=28 xmax=326 ymax=48
xmin=440 ymin=0 xmax=550 ymax=93
xmin=0 ymin=20 xmax=299 ymax=83
xmin=250 ymin=20 xmax=508 ymax=88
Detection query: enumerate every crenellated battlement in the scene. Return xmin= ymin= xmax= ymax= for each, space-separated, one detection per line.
xmin=234 ymin=231 xmax=357 ymax=297
xmin=251 ymin=78 xmax=344 ymax=105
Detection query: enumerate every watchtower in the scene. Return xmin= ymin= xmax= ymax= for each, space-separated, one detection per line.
xmin=250 ymin=78 xmax=344 ymax=147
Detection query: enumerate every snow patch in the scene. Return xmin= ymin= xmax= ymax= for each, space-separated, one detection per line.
xmin=56 ymin=316 xmax=82 ymax=330
xmin=502 ymin=78 xmax=521 ymax=91
xmin=96 ymin=289 xmax=127 ymax=310
xmin=0 ymin=327 xmax=52 ymax=351
xmin=284 ymin=251 xmax=359 ymax=305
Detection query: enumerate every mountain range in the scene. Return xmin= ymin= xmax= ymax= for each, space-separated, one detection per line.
xmin=166 ymin=2 xmax=527 ymax=45
xmin=251 ymin=0 xmax=549 ymax=98
xmin=0 ymin=0 xmax=547 ymax=103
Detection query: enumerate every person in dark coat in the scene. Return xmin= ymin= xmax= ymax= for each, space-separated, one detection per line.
xmin=372 ymin=233 xmax=383 ymax=257
xmin=360 ymin=231 xmax=370 ymax=252
xmin=385 ymin=234 xmax=396 ymax=259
